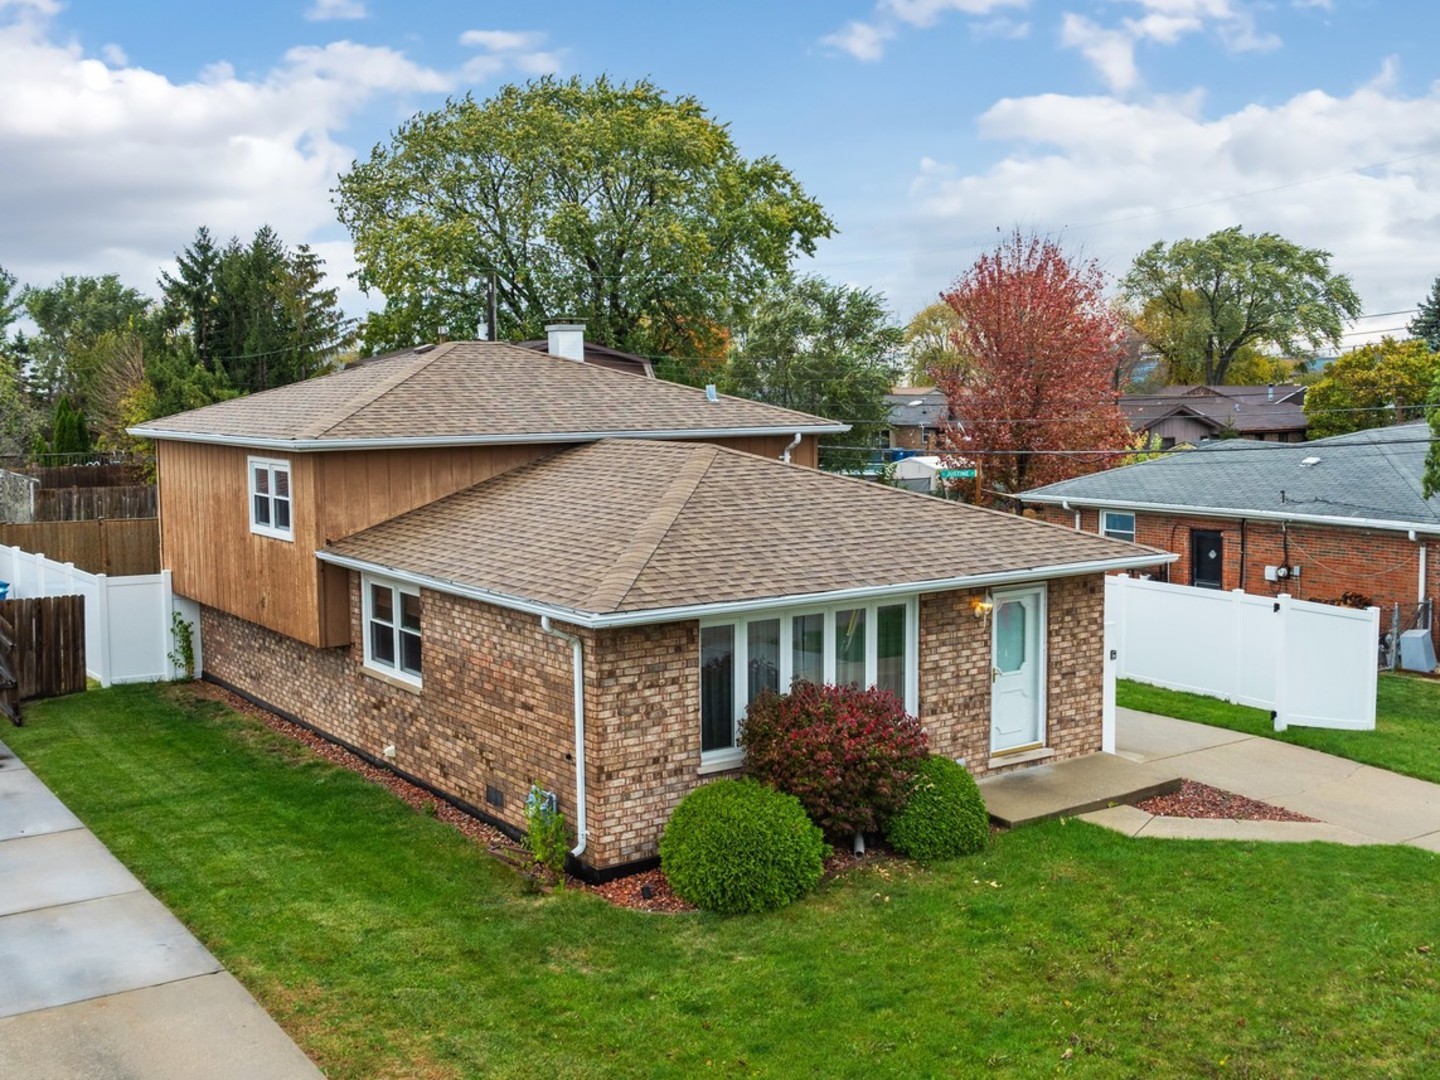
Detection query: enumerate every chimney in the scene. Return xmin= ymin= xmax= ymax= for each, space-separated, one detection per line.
xmin=1267 ymin=383 xmax=1274 ymax=401
xmin=545 ymin=319 xmax=586 ymax=362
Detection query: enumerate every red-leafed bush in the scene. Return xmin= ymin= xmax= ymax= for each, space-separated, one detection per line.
xmin=741 ymin=681 xmax=929 ymax=838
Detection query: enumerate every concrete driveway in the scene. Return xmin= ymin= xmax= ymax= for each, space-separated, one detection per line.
xmin=0 ymin=736 xmax=323 ymax=1079
xmin=1096 ymin=708 xmax=1440 ymax=851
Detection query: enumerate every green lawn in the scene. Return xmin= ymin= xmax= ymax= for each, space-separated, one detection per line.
xmin=1118 ymin=673 xmax=1440 ymax=786
xmin=8 ymin=684 xmax=1440 ymax=1079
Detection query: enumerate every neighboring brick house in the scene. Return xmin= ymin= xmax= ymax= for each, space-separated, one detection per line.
xmin=1122 ymin=384 xmax=1309 ymax=448
xmin=885 ymin=387 xmax=949 ymax=450
xmin=134 ymin=340 xmax=1169 ymax=879
xmin=1022 ymin=423 xmax=1439 ymax=644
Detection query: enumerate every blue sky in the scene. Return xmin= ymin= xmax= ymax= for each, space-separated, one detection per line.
xmin=3 ymin=0 xmax=1439 ymax=345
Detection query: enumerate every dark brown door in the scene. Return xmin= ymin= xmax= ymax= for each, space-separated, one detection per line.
xmin=1190 ymin=529 xmax=1224 ymax=589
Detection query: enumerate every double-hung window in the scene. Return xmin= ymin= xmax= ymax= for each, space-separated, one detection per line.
xmin=363 ymin=577 xmax=422 ymax=687
xmin=1101 ymin=510 xmax=1136 ymax=543
xmin=699 ymin=598 xmax=918 ymax=768
xmin=248 ymin=457 xmax=292 ymax=540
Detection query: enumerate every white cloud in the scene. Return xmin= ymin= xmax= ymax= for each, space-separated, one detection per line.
xmin=896 ymin=75 xmax=1440 ymax=319
xmin=458 ymin=28 xmax=562 ymax=81
xmin=0 ymin=7 xmax=454 ymax=309
xmin=1061 ymin=14 xmax=1140 ymax=94
xmin=305 ymin=0 xmax=367 ymax=22
xmin=1061 ymin=1 xmax=1280 ymax=92
xmin=822 ymin=0 xmax=1026 ymax=60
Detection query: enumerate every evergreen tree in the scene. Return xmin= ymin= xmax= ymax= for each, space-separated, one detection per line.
xmin=1409 ymin=277 xmax=1440 ymax=351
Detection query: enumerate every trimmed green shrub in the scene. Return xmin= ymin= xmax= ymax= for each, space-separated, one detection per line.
xmin=660 ymin=779 xmax=826 ymax=914
xmin=885 ymin=754 xmax=989 ymax=862
xmin=741 ymin=682 xmax=929 ymax=838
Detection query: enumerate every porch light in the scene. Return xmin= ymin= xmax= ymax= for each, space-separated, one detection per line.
xmin=972 ymin=596 xmax=994 ymax=621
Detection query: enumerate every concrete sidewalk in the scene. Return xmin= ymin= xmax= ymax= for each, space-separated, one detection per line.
xmin=0 ymin=736 xmax=323 ymax=1080
xmin=981 ymin=709 xmax=1440 ymax=852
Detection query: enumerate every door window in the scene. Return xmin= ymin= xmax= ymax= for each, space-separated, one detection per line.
xmin=995 ymin=600 xmax=1027 ymax=673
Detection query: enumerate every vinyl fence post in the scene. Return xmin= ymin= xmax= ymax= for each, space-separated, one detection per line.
xmin=93 ymin=573 xmax=111 ymax=688
xmin=1230 ymin=589 xmax=1247 ymax=705
xmin=1273 ymin=593 xmax=1290 ymax=732
xmin=160 ymin=569 xmax=174 ymax=681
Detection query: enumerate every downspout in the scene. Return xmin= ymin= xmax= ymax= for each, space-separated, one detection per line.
xmin=1062 ymin=499 xmax=1079 ymax=531
xmin=540 ymin=616 xmax=587 ymax=858
xmin=780 ymin=431 xmax=802 ymax=464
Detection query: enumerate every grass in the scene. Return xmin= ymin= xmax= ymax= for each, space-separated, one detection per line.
xmin=1118 ymin=673 xmax=1440 ymax=786
xmin=7 ymin=683 xmax=1440 ymax=1078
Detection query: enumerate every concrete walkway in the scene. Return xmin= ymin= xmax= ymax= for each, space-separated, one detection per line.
xmin=0 ymin=736 xmax=323 ymax=1079
xmin=981 ymin=708 xmax=1440 ymax=852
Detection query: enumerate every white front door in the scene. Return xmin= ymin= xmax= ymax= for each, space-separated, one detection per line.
xmin=990 ymin=585 xmax=1046 ymax=754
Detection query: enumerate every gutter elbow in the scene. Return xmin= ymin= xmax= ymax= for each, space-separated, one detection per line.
xmin=781 ymin=432 xmax=803 ymax=465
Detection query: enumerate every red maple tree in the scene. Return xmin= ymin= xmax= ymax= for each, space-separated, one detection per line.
xmin=935 ymin=230 xmax=1130 ymax=504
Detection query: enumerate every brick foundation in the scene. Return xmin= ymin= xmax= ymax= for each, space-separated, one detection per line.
xmin=199 ymin=572 xmax=1109 ymax=872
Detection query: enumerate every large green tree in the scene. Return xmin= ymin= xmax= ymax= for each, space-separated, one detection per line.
xmin=160 ymin=226 xmax=353 ymax=393
xmin=722 ymin=276 xmax=900 ymax=469
xmin=335 ymin=75 xmax=834 ymax=358
xmin=1304 ymin=337 xmax=1440 ymax=438
xmin=1122 ymin=227 xmax=1361 ymax=385
xmin=22 ymin=274 xmax=151 ymax=408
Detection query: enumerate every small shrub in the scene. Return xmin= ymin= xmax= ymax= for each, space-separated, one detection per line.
xmin=741 ymin=682 xmax=928 ymax=838
xmin=524 ymin=785 xmax=569 ymax=882
xmin=885 ymin=755 xmax=989 ymax=862
xmin=660 ymin=779 xmax=826 ymax=914
xmin=168 ymin=611 xmax=196 ymax=681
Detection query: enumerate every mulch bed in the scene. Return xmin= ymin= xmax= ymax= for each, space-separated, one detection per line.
xmin=1135 ymin=779 xmax=1317 ymax=823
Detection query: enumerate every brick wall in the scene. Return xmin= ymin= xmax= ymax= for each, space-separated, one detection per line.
xmin=202 ymin=570 xmax=1108 ymax=874
xmin=918 ymin=578 xmax=1105 ymax=776
xmin=201 ymin=580 xmax=585 ymax=856
xmin=1033 ymin=505 xmax=1437 ymax=637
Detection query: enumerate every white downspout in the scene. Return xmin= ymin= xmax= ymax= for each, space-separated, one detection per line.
xmin=1419 ymin=540 xmax=1428 ymax=604
xmin=1062 ymin=499 xmax=1079 ymax=531
xmin=540 ymin=616 xmax=587 ymax=857
xmin=781 ymin=431 xmax=802 ymax=464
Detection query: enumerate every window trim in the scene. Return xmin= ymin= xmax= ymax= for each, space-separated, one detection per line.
xmin=698 ymin=597 xmax=919 ymax=768
xmin=247 ymin=456 xmax=294 ymax=541
xmin=1100 ymin=510 xmax=1137 ymax=543
xmin=362 ymin=575 xmax=423 ymax=688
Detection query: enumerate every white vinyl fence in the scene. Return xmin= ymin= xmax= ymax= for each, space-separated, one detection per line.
xmin=1106 ymin=575 xmax=1378 ymax=731
xmin=0 ymin=544 xmax=199 ymax=687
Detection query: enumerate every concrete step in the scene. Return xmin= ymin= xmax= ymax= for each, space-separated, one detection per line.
xmin=979 ymin=752 xmax=1182 ymax=828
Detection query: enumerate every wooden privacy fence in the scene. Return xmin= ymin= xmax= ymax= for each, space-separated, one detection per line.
xmin=0 ymin=519 xmax=160 ymax=576
xmin=0 ymin=596 xmax=87 ymax=721
xmin=33 ymin=486 xmax=157 ymax=522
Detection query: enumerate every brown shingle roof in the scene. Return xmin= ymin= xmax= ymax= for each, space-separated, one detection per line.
xmin=131 ymin=342 xmax=843 ymax=447
xmin=321 ymin=440 xmax=1171 ymax=621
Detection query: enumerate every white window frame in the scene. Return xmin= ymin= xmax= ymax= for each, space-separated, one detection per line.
xmin=698 ymin=597 xmax=919 ymax=771
xmin=248 ymin=456 xmax=293 ymax=541
xmin=1100 ymin=510 xmax=1136 ymax=543
xmin=362 ymin=575 xmax=423 ymax=688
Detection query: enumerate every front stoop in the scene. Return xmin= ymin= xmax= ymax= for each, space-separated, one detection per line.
xmin=978 ymin=752 xmax=1182 ymax=828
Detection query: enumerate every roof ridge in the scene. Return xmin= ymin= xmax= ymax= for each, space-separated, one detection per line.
xmin=296 ymin=343 xmax=458 ymax=440
xmin=585 ymin=444 xmax=721 ymax=613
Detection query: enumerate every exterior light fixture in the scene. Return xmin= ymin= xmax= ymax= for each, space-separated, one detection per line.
xmin=972 ymin=595 xmax=994 ymax=621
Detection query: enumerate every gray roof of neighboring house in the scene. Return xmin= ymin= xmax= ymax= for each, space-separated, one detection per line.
xmin=321 ymin=439 xmax=1171 ymax=624
xmin=1022 ymin=422 xmax=1440 ymax=532
xmin=130 ymin=342 xmax=844 ymax=450
xmin=1120 ymin=384 xmax=1308 ymax=436
xmin=885 ymin=388 xmax=949 ymax=429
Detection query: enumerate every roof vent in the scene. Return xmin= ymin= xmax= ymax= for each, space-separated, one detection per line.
xmin=705 ymin=384 xmax=719 ymax=403
xmin=1300 ymin=456 xmax=1321 ymax=468
xmin=413 ymin=343 xmax=436 ymax=354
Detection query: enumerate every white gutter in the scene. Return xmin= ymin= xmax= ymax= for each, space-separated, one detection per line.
xmin=1022 ymin=494 xmax=1440 ymax=539
xmin=317 ymin=549 xmax=1174 ymax=630
xmin=780 ymin=431 xmax=802 ymax=464
xmin=127 ymin=423 xmax=850 ymax=451
xmin=539 ymin=616 xmax=587 ymax=859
